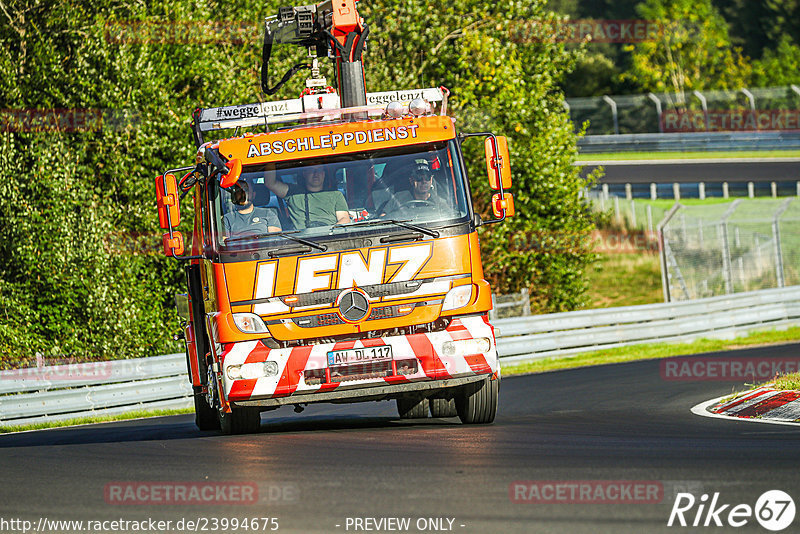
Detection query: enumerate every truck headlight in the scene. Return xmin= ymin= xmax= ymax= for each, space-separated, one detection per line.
xmin=441 ymin=337 xmax=492 ymax=357
xmin=442 ymin=285 xmax=473 ymax=311
xmin=226 ymin=361 xmax=280 ymax=380
xmin=232 ymin=312 xmax=269 ymax=334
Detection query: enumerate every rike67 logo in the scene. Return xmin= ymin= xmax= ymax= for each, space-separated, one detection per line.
xmin=668 ymin=490 xmax=795 ymax=531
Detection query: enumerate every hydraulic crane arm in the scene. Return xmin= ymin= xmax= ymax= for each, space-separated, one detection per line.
xmin=261 ymin=0 xmax=368 ymax=108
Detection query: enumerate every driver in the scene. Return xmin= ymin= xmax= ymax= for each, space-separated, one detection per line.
xmin=222 ymin=179 xmax=281 ymax=237
xmin=382 ymin=160 xmax=448 ymax=213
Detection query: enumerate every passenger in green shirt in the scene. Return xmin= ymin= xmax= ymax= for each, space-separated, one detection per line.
xmin=263 ymin=166 xmax=351 ymax=229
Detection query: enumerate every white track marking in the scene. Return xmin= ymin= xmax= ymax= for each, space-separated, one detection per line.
xmin=691 ymin=394 xmax=800 ymax=428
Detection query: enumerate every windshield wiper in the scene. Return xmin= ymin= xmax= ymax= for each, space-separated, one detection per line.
xmin=226 ymin=231 xmax=327 ymax=251
xmin=334 ymin=218 xmax=439 ymax=238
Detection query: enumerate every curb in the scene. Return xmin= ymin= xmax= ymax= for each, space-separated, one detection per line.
xmin=699 ymin=386 xmax=800 ymax=425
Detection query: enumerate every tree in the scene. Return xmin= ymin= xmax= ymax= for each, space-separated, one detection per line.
xmin=620 ymin=0 xmax=751 ymax=96
xmin=0 ymin=0 xmax=597 ymax=368
xmin=713 ymin=0 xmax=800 ymax=60
xmin=751 ymin=36 xmax=800 ymax=87
xmin=365 ymin=1 xmax=597 ymax=310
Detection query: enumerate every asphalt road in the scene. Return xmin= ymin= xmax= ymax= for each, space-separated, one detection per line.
xmin=578 ymin=159 xmax=800 ymax=184
xmin=2 ymin=343 xmax=800 ymax=533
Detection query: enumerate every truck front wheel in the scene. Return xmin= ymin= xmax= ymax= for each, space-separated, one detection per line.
xmin=218 ymin=406 xmax=262 ymax=435
xmin=193 ymin=386 xmax=220 ymax=431
xmin=455 ymin=376 xmax=499 ymax=424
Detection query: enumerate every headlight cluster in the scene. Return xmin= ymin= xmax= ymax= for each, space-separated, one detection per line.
xmin=226 ymin=361 xmax=280 ymax=380
xmin=232 ymin=312 xmax=269 ymax=334
xmin=442 ymin=285 xmax=473 ymax=311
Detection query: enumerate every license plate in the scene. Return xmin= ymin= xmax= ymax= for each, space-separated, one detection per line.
xmin=327 ymin=346 xmax=393 ymax=366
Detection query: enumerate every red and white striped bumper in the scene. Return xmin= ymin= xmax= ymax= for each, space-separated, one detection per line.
xmin=217 ymin=316 xmax=498 ymax=405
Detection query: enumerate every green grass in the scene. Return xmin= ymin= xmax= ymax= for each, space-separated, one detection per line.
xmin=577 ymin=150 xmax=800 ymax=162
xmin=0 ymin=407 xmax=192 ymax=434
xmin=502 ymin=326 xmax=800 ymax=376
xmin=585 ymin=253 xmax=663 ymax=308
xmin=770 ymin=373 xmax=800 ymax=390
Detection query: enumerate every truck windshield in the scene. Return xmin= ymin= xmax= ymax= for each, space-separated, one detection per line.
xmin=211 ymin=140 xmax=469 ymax=249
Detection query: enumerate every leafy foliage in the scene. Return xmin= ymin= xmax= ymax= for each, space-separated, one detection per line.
xmin=0 ymin=0 xmax=594 ymax=367
xmin=620 ymin=0 xmax=751 ymax=94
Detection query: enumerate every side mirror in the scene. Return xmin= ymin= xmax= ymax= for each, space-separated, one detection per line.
xmin=162 ymin=232 xmax=185 ymax=256
xmin=492 ymin=193 xmax=515 ymax=218
xmin=220 ymin=159 xmax=242 ymax=189
xmin=485 ymin=136 xmax=512 ymax=190
xmin=156 ymin=174 xmax=180 ymax=228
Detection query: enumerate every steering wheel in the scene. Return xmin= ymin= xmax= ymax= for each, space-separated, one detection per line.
xmin=402 ymin=199 xmax=435 ymax=208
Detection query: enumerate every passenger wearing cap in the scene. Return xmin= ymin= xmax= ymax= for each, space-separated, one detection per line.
xmin=382 ymin=160 xmax=448 ymax=214
xmin=222 ymin=179 xmax=281 ymax=238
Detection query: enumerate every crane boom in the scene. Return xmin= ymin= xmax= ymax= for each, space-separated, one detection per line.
xmin=261 ymin=0 xmax=368 ymax=107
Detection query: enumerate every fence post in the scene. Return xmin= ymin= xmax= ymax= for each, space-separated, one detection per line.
xmin=614 ymin=196 xmax=621 ymax=224
xmin=771 ymin=182 xmax=777 ymax=198
xmin=650 ymin=183 xmax=657 ymax=200
xmin=630 ymin=199 xmax=637 ymax=228
xmin=520 ymin=288 xmax=531 ymax=316
xmin=748 ymin=182 xmax=754 ymax=198
xmin=699 ymin=182 xmax=706 ymax=200
xmin=720 ymin=200 xmax=742 ymax=294
xmin=489 ymin=294 xmax=497 ymax=321
xmin=603 ymin=95 xmax=619 ymax=135
xmin=673 ymin=183 xmax=681 ymax=201
xmin=648 ymin=92 xmax=663 ymax=133
xmin=721 ymin=222 xmax=733 ymax=294
xmin=693 ymin=90 xmax=710 ymax=131
xmin=698 ymin=221 xmax=704 ymax=247
xmin=723 ymin=182 xmax=729 ymax=199
xmin=657 ymin=202 xmax=682 ymax=302
xmin=737 ymin=257 xmax=745 ymax=286
xmin=772 ymin=198 xmax=793 ymax=288
xmin=647 ymin=204 xmax=654 ymax=235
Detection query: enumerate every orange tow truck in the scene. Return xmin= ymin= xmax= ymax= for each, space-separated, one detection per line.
xmin=155 ymin=0 xmax=514 ymax=433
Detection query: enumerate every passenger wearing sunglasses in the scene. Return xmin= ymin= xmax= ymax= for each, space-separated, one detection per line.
xmin=382 ymin=160 xmax=448 ymax=215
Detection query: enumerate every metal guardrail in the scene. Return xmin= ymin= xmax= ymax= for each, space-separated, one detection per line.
xmin=2 ymin=287 xmax=799 ymax=426
xmin=0 ymin=354 xmax=192 ymax=427
xmin=489 ymin=288 xmax=531 ymax=321
xmin=495 ymin=286 xmax=800 ymax=363
xmin=578 ymin=131 xmax=800 ymax=153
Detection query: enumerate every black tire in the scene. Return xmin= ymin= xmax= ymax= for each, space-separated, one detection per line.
xmin=218 ymin=406 xmax=262 ymax=435
xmin=455 ymin=376 xmax=499 ymax=424
xmin=397 ymin=396 xmax=429 ymax=419
xmin=193 ymin=387 xmax=220 ymax=431
xmin=429 ymin=395 xmax=458 ymax=418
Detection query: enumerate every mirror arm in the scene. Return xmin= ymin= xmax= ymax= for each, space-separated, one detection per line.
xmin=459 ymin=132 xmax=509 ymax=223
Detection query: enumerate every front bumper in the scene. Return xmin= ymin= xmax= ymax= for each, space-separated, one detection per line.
xmin=217 ymin=316 xmax=498 ymax=406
